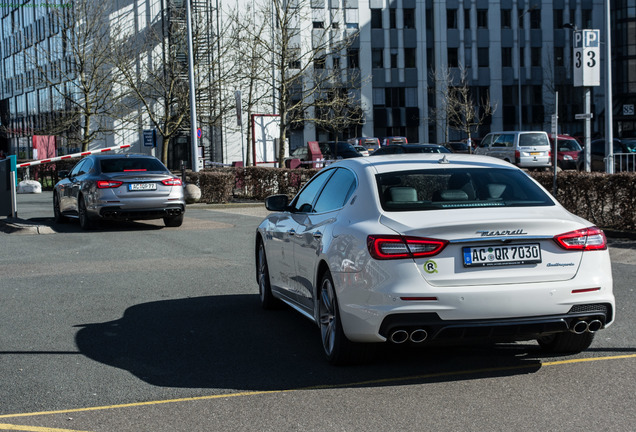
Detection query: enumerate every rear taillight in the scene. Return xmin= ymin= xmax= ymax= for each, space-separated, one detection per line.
xmin=97 ymin=180 xmax=123 ymax=189
xmin=515 ymin=150 xmax=520 ymax=164
xmin=367 ymin=235 xmax=448 ymax=260
xmin=161 ymin=178 xmax=183 ymax=186
xmin=553 ymin=227 xmax=607 ymax=251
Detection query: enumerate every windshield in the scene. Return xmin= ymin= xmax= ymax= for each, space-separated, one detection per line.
xmin=622 ymin=139 xmax=636 ymax=152
xmin=377 ymin=168 xmax=554 ymax=211
xmin=556 ymin=139 xmax=582 ymax=152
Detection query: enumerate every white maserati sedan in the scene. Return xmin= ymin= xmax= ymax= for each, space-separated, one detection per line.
xmin=255 ymin=154 xmax=615 ymax=364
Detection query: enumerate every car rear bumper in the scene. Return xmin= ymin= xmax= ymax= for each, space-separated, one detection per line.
xmin=377 ymin=303 xmax=613 ymax=345
xmin=99 ymin=205 xmax=184 ymax=220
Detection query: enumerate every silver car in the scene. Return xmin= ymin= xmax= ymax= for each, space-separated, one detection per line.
xmin=53 ymin=154 xmax=185 ymax=229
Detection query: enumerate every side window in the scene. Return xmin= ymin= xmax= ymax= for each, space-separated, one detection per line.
xmin=291 ymin=169 xmax=334 ymax=213
xmin=70 ymin=159 xmax=88 ymax=177
xmin=502 ymin=134 xmax=515 ymax=147
xmin=79 ymin=159 xmax=93 ymax=175
xmin=313 ymin=168 xmax=357 ymax=213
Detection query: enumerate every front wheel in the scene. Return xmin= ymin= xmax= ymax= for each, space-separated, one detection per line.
xmin=256 ymin=240 xmax=278 ymax=309
xmin=537 ymin=332 xmax=595 ymax=354
xmin=318 ymin=270 xmax=369 ymax=365
xmin=53 ymin=193 xmax=67 ymax=224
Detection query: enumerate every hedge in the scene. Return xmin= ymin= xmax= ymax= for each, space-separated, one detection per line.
xmin=188 ymin=167 xmax=636 ymax=232
xmin=20 ymin=161 xmax=636 ymax=231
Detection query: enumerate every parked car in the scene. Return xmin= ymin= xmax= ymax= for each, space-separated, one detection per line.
xmin=474 ymin=131 xmax=552 ymax=170
xmin=53 ymin=154 xmax=185 ymax=229
xmin=370 ymin=144 xmax=451 ymax=156
xmin=548 ymin=134 xmax=583 ymax=170
xmin=382 ymin=136 xmax=408 ymax=146
xmin=444 ymin=141 xmax=471 ymax=153
xmin=319 ymin=141 xmax=363 ymax=160
xmin=353 ymin=145 xmax=370 ymax=157
xmin=255 ymin=154 xmax=614 ymax=364
xmin=348 ymin=137 xmax=380 ymax=153
xmin=577 ymin=138 xmax=636 ymax=172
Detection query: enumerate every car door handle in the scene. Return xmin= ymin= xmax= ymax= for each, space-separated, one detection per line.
xmin=313 ymin=231 xmax=323 ymax=239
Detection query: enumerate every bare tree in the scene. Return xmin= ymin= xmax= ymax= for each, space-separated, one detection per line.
xmin=430 ymin=65 xmax=496 ymax=148
xmin=113 ymin=3 xmax=235 ymax=165
xmin=235 ymin=0 xmax=361 ymax=165
xmin=25 ymin=0 xmax=125 ymax=152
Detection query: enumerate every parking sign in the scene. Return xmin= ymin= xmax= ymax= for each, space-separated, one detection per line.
xmin=573 ymin=29 xmax=600 ymax=87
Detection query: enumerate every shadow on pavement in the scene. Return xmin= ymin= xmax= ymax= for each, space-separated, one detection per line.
xmin=75 ymin=294 xmax=546 ymax=391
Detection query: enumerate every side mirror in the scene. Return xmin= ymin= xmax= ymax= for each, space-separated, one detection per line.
xmin=58 ymin=170 xmax=69 ymax=179
xmin=265 ymin=194 xmax=289 ymax=212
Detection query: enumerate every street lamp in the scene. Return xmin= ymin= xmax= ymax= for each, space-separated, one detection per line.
xmin=517 ymin=6 xmax=536 ymax=130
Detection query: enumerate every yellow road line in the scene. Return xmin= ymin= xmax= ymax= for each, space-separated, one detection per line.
xmin=0 ymin=353 xmax=634 ymax=421
xmin=0 ymin=424 xmax=93 ymax=432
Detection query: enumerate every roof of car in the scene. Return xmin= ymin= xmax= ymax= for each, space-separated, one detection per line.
xmin=331 ymin=153 xmax=517 ymax=173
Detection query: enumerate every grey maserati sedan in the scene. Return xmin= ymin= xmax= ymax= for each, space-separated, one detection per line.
xmin=53 ymin=153 xmax=185 ymax=229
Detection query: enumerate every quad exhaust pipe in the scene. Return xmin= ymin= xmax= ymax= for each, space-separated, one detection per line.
xmin=570 ymin=319 xmax=603 ymax=334
xmin=389 ymin=329 xmax=428 ymax=344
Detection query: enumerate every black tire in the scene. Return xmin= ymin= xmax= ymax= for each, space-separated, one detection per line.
xmin=256 ymin=240 xmax=278 ymax=309
xmin=163 ymin=213 xmax=184 ymax=227
xmin=78 ymin=195 xmax=95 ymax=230
xmin=53 ymin=192 xmax=67 ymax=224
xmin=537 ymin=332 xmax=595 ymax=354
xmin=318 ymin=270 xmax=370 ymax=365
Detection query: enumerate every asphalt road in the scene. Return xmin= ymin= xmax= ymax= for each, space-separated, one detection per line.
xmin=0 ymin=192 xmax=635 ymax=432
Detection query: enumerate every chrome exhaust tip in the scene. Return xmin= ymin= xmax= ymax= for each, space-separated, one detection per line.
xmin=409 ymin=329 xmax=428 ymax=343
xmin=571 ymin=320 xmax=589 ymax=335
xmin=389 ymin=330 xmax=409 ymax=344
xmin=587 ymin=319 xmax=603 ymax=333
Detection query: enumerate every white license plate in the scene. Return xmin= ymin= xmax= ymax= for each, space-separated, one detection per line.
xmin=463 ymin=243 xmax=541 ymax=267
xmin=128 ymin=183 xmax=157 ymax=191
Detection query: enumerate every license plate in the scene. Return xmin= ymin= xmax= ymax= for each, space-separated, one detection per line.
xmin=530 ymin=152 xmax=540 ymax=155
xmin=128 ymin=183 xmax=157 ymax=191
xmin=463 ymin=243 xmax=541 ymax=267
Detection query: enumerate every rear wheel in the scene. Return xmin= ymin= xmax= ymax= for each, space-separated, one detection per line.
xmin=163 ymin=213 xmax=184 ymax=227
xmin=319 ymin=270 xmax=369 ymax=365
xmin=78 ymin=196 xmax=95 ymax=230
xmin=537 ymin=332 xmax=595 ymax=354
xmin=53 ymin=193 xmax=67 ymax=224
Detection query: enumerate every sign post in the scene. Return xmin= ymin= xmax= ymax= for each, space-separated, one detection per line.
xmin=572 ymin=29 xmax=601 ymax=172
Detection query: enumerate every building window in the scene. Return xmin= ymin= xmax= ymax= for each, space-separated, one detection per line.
xmin=404 ymin=8 xmax=415 ymax=29
xmin=520 ymin=47 xmax=525 ymax=67
xmin=530 ymin=10 xmax=541 ymax=29
xmin=313 ymin=21 xmax=324 ymax=29
xmin=389 ymin=8 xmax=396 ymax=29
xmin=554 ymin=47 xmax=564 ymax=67
xmin=372 ymin=49 xmax=383 ymax=68
xmin=553 ymin=9 xmax=563 ymax=29
xmin=502 ymin=47 xmax=512 ymax=67
xmin=447 ymin=9 xmax=457 ymax=29
xmin=464 ymin=9 xmax=471 ymax=29
xmin=371 ymin=9 xmax=382 ymax=29
xmin=478 ymin=48 xmax=489 ymax=67
xmin=448 ymin=47 xmax=458 ymax=67
xmin=531 ymin=47 xmax=541 ymax=67
xmin=477 ymin=9 xmax=488 ymax=28
xmin=582 ymin=9 xmax=592 ymax=28
xmin=501 ymin=9 xmax=511 ymax=28
xmin=405 ymin=48 xmax=416 ymax=68
xmin=347 ymin=48 xmax=359 ymax=68
xmin=315 ymin=56 xmax=326 ymax=69
xmin=391 ymin=53 xmax=398 ymax=68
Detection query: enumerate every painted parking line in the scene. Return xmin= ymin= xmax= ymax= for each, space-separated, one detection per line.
xmin=0 ymin=424 xmax=93 ymax=432
xmin=0 ymin=354 xmax=634 ymax=421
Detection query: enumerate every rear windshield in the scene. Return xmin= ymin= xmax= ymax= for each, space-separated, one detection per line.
xmin=100 ymin=158 xmax=168 ymax=173
xmin=519 ymin=133 xmax=549 ymax=147
xmin=377 ymin=168 xmax=554 ymax=211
